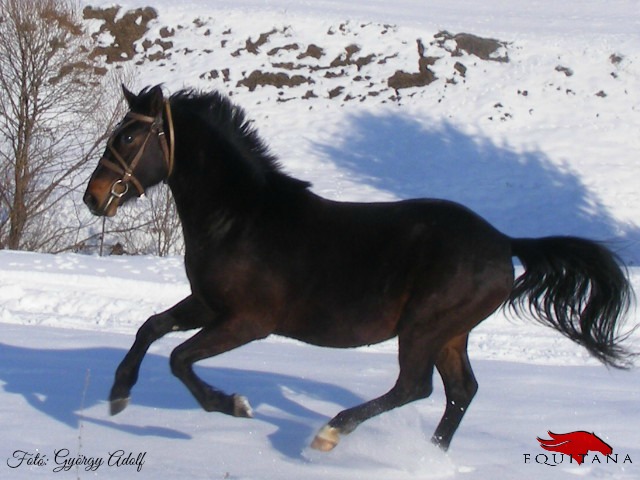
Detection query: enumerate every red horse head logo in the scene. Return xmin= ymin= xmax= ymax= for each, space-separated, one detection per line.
xmin=537 ymin=431 xmax=612 ymax=464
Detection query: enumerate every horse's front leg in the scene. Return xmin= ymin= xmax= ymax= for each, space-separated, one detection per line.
xmin=110 ymin=294 xmax=215 ymax=415
xmin=169 ymin=319 xmax=268 ymax=418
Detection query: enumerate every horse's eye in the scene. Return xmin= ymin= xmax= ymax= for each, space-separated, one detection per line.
xmin=122 ymin=134 xmax=134 ymax=145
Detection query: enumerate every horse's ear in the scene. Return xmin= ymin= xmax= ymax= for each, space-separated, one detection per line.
xmin=122 ymin=84 xmax=137 ymax=108
xmin=148 ymin=85 xmax=165 ymax=116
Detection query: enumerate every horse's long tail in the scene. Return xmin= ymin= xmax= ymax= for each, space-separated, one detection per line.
xmin=508 ymin=236 xmax=635 ymax=369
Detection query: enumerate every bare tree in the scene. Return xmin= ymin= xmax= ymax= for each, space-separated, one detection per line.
xmin=97 ymin=184 xmax=183 ymax=256
xmin=144 ymin=184 xmax=183 ymax=256
xmin=0 ymin=0 xmax=121 ymax=251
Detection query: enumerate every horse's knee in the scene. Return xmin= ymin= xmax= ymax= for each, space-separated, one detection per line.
xmin=463 ymin=381 xmax=478 ymax=407
xmin=453 ymin=374 xmax=478 ymax=403
xmin=137 ymin=313 xmax=173 ymax=342
xmin=445 ymin=380 xmax=477 ymax=416
xmin=169 ymin=347 xmax=189 ymax=378
xmin=466 ymin=377 xmax=478 ymax=399
xmin=395 ymin=377 xmax=434 ymax=403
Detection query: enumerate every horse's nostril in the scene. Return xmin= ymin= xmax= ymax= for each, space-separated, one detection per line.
xmin=83 ymin=192 xmax=98 ymax=211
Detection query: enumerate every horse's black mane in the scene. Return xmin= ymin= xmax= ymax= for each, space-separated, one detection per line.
xmin=172 ymin=89 xmax=277 ymax=164
xmin=150 ymin=87 xmax=311 ymax=192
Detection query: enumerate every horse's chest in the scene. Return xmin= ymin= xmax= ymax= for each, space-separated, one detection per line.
xmin=185 ymin=250 xmax=287 ymax=313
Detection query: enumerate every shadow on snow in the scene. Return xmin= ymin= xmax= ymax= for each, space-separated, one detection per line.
xmin=0 ymin=342 xmax=363 ymax=459
xmin=315 ymin=113 xmax=640 ymax=264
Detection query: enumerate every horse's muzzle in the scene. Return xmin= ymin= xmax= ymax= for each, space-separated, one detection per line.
xmin=83 ymin=190 xmax=101 ymax=215
xmin=83 ymin=179 xmax=123 ymax=217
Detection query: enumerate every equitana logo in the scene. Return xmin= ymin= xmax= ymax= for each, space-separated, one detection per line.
xmin=523 ymin=431 xmax=633 ymax=467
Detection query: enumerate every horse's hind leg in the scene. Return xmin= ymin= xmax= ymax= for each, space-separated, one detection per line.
xmin=311 ymin=327 xmax=438 ymax=451
xmin=110 ymin=295 xmax=214 ymax=415
xmin=431 ymin=334 xmax=478 ymax=451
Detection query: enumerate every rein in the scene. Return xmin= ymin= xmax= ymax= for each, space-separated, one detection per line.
xmin=99 ymin=100 xmax=175 ymax=210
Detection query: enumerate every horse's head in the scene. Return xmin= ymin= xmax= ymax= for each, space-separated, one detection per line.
xmin=83 ymin=85 xmax=174 ymax=217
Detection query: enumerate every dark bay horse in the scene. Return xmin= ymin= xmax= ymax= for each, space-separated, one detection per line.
xmin=83 ymin=85 xmax=634 ymax=452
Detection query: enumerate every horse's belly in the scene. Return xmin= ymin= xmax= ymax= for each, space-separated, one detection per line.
xmin=276 ymin=308 xmax=400 ymax=348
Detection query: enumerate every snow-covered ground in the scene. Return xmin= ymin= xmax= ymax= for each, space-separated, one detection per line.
xmin=2 ymin=0 xmax=640 ymax=478
xmin=1 ymin=252 xmax=639 ymax=479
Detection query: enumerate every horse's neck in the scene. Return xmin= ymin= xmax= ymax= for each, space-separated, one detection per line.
xmin=167 ymin=113 xmax=312 ymax=242
xmin=166 ymin=152 xmax=266 ymax=246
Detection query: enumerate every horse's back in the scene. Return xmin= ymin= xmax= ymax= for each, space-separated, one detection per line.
xmin=316 ymin=196 xmax=511 ymax=261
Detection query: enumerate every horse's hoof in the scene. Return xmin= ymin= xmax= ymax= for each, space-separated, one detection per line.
xmin=310 ymin=425 xmax=340 ymax=452
xmin=110 ymin=397 xmax=130 ymax=416
xmin=233 ymin=395 xmax=253 ymax=418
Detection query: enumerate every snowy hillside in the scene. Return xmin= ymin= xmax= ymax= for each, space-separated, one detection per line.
xmin=2 ymin=0 xmax=640 ymax=479
xmin=81 ymin=0 xmax=640 ymax=262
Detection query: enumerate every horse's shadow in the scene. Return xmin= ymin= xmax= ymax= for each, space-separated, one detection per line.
xmin=0 ymin=341 xmax=363 ymax=459
xmin=314 ymin=113 xmax=640 ymax=264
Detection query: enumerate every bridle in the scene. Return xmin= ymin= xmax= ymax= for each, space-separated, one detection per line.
xmin=98 ymin=100 xmax=175 ymax=211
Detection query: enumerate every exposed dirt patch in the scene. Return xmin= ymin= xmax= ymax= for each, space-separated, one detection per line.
xmin=160 ymin=27 xmax=175 ymax=38
xmin=298 ymin=44 xmax=324 ymax=60
xmin=434 ymin=31 xmax=509 ymax=63
xmin=328 ymin=86 xmax=345 ymax=99
xmin=50 ymin=61 xmax=108 ymax=85
xmin=555 ymin=65 xmax=574 ymax=77
xmin=201 ymin=68 xmax=232 ymax=82
xmin=83 ymin=6 xmax=158 ymax=63
xmin=388 ymin=40 xmax=437 ymax=91
xmin=83 ymin=8 xmax=517 ymax=104
xmin=268 ymin=44 xmax=300 ymax=56
xmin=272 ymin=62 xmax=306 ymax=71
xmin=329 ymin=44 xmax=375 ymax=71
xmin=610 ymin=53 xmax=623 ymax=65
xmin=454 ymin=62 xmax=467 ymax=77
xmin=233 ymin=29 xmax=279 ymax=56
xmin=237 ymin=71 xmax=314 ymax=91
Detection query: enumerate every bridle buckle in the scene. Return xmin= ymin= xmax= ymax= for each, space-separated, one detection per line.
xmin=110 ymin=179 xmax=129 ymax=198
